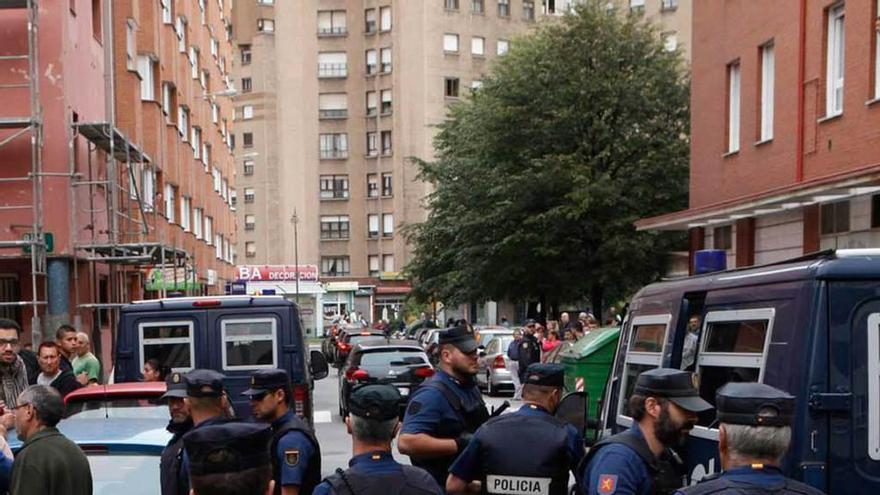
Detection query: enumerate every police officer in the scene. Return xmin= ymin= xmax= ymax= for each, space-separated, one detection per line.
xmin=675 ymin=383 xmax=824 ymax=495
xmin=160 ymin=371 xmax=193 ymax=495
xmin=243 ymin=368 xmax=321 ymax=495
xmin=184 ymin=421 xmax=275 ymax=495
xmin=314 ymin=384 xmax=442 ymax=495
xmin=579 ymin=368 xmax=713 ymax=495
xmin=180 ymin=369 xmax=233 ymax=489
xmin=399 ymin=325 xmax=490 ymax=489
xmin=447 ymin=363 xmax=584 ymax=495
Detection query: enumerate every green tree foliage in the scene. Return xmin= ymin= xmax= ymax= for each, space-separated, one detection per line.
xmin=404 ymin=3 xmax=689 ymax=317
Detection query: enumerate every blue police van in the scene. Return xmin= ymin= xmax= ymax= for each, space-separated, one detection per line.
xmin=113 ymin=296 xmax=329 ymax=422
xmin=600 ymin=249 xmax=880 ymax=493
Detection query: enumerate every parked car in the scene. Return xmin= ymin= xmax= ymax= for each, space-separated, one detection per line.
xmin=337 ymin=339 xmax=434 ymax=418
xmin=64 ymin=382 xmax=169 ymax=419
xmin=334 ymin=330 xmax=386 ymax=367
xmin=476 ymin=335 xmax=515 ymax=396
xmin=474 ymin=326 xmax=514 ymax=348
xmin=405 ymin=319 xmax=438 ymax=339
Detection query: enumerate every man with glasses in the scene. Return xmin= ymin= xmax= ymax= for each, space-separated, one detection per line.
xmin=243 ymin=368 xmax=321 ymax=495
xmin=398 ymin=325 xmax=490 ymax=489
xmin=0 ymin=318 xmax=30 ymax=408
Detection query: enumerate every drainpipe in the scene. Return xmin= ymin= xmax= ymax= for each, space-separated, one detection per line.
xmin=796 ymin=0 xmax=807 ymax=182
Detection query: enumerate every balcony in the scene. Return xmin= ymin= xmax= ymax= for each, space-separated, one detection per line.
xmin=319 ymin=109 xmax=348 ymax=119
xmin=318 ymin=26 xmax=347 ymax=37
xmin=318 ymin=63 xmax=347 ymax=78
xmin=320 ymin=149 xmax=348 ymax=160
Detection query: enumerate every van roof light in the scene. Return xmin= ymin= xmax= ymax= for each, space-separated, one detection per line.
xmin=192 ymin=300 xmax=222 ymax=307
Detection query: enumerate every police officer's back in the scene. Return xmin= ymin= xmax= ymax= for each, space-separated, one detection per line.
xmin=448 ymin=363 xmax=584 ymax=495
xmin=184 ymin=421 xmax=275 ymax=495
xmin=160 ymin=371 xmax=193 ymax=495
xmin=314 ymin=385 xmax=442 ymax=495
xmin=243 ymin=368 xmax=321 ymax=495
xmin=675 ymin=383 xmax=825 ymax=495
xmin=579 ymin=368 xmax=713 ymax=495
xmin=398 ymin=326 xmax=490 ymax=488
xmin=180 ymin=369 xmax=233 ymax=491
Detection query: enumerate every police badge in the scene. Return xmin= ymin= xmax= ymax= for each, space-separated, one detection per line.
xmin=284 ymin=449 xmax=300 ymax=467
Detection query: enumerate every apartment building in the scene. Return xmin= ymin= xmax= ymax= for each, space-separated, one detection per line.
xmin=232 ymin=0 xmax=550 ymax=333
xmin=638 ymin=1 xmax=880 ymax=273
xmin=619 ymin=0 xmax=691 ymax=61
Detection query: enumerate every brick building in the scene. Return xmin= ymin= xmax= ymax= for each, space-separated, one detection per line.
xmin=638 ymin=0 xmax=880 ymax=272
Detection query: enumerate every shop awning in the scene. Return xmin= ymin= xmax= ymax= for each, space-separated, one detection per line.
xmin=245 ymin=281 xmax=326 ymax=295
xmin=375 ymin=286 xmax=411 ymax=295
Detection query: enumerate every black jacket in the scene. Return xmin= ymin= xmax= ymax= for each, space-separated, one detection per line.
xmin=47 ymin=370 xmax=83 ymax=397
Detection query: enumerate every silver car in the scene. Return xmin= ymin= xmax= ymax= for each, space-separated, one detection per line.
xmin=476 ymin=335 xmax=515 ymax=396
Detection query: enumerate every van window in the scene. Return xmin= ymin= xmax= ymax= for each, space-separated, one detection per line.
xmin=618 ymin=314 xmax=671 ymax=420
xmin=139 ymin=321 xmax=195 ymax=372
xmin=868 ymin=313 xmax=880 ymax=461
xmin=221 ymin=318 xmax=278 ymax=370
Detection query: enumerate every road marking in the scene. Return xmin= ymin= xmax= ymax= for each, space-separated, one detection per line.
xmin=314 ymin=410 xmax=332 ymax=424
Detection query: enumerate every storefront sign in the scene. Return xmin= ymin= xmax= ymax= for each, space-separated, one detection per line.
xmin=145 ymin=266 xmax=201 ymax=291
xmin=326 ymin=281 xmax=359 ymax=292
xmin=237 ymin=265 xmax=319 ymax=282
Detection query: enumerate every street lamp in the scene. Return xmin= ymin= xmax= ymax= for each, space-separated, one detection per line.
xmin=290 ymin=211 xmax=300 ymax=305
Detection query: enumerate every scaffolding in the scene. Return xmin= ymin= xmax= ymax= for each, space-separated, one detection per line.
xmin=0 ymin=0 xmax=46 ymax=343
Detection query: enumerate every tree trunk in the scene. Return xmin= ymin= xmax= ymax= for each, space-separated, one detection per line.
xmin=590 ymin=285 xmax=604 ymax=323
xmin=539 ymin=294 xmax=547 ymax=324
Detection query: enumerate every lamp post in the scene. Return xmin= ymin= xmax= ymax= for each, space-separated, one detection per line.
xmin=290 ymin=211 xmax=300 ymax=305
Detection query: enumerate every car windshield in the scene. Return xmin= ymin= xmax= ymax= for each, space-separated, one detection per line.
xmin=66 ymin=399 xmax=170 ymax=420
xmin=88 ymin=454 xmax=161 ymax=494
xmin=359 ymin=349 xmax=428 ymax=367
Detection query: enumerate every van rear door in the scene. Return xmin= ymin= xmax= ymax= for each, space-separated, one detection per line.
xmin=118 ymin=312 xmax=207 ymax=381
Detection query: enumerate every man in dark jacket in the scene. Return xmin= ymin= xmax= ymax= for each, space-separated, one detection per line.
xmin=161 ymin=371 xmax=194 ymax=495
xmin=35 ymin=342 xmax=82 ymax=398
xmin=9 ymin=384 xmax=92 ymax=494
xmin=515 ymin=324 xmax=541 ymax=385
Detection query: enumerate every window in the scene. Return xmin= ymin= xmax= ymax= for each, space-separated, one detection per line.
xmin=204 ymin=216 xmax=213 ymax=242
xmin=713 ymin=225 xmax=732 ymax=250
xmin=245 ymin=242 xmax=256 ymax=258
xmin=137 ymin=56 xmax=156 ymax=101
xmin=523 ymin=1 xmax=535 ymax=20
xmin=177 ymin=105 xmax=189 ymax=139
xmin=91 ymin=0 xmax=102 ymax=40
xmin=241 ymin=44 xmax=252 ymax=65
xmin=202 ymin=142 xmax=210 ymax=168
xmin=381 ymin=90 xmax=392 ymax=114
xmin=825 ymin=4 xmax=845 ymax=116
xmin=221 ymin=319 xmax=277 ymax=370
xmin=321 ymin=216 xmax=350 ymax=240
xmin=382 ymin=173 xmax=392 ymax=196
xmin=661 ymin=0 xmax=678 ymax=10
xmin=162 ymin=83 xmax=175 ymax=121
xmin=320 ymin=175 xmax=350 ymax=199
xmin=368 ymin=214 xmax=380 ymax=238
xmin=380 ymin=6 xmax=392 ymax=31
xmin=244 ymin=214 xmax=256 ymax=231
xmin=318 ymin=10 xmax=347 ymax=36
xmin=875 ymin=0 xmax=880 ymax=100
xmin=318 ymin=52 xmax=347 ymax=78
xmin=872 ymin=195 xmax=880 ymax=228
xmin=366 ymin=91 xmax=377 ymax=116
xmin=242 ymin=105 xmax=254 ymax=120
xmin=472 ymin=0 xmax=484 ymax=14
xmin=141 ymin=166 xmax=155 ymax=211
xmin=242 ymin=78 xmax=252 ymax=93
xmin=365 ymin=8 xmax=377 ymax=33
xmin=189 ymin=46 xmax=200 ymax=80
xmin=444 ymin=34 xmax=460 ymax=53
xmin=760 ymin=43 xmax=775 ymax=141
xmin=383 ymin=213 xmax=394 ymax=237
xmin=320 ymin=133 xmax=348 ymax=159
xmin=367 ymin=132 xmax=378 ymax=156
xmin=244 ymin=188 xmax=255 ymax=203
xmin=139 ymin=321 xmax=194 ymax=372
xmin=618 ymin=315 xmax=670 ymax=419
xmin=193 ymin=208 xmax=204 ymax=239
xmin=381 ymin=48 xmax=392 ymax=73
xmin=367 ymin=174 xmax=379 ymax=198
xmin=176 ymin=16 xmax=186 ymax=53
xmin=257 ymin=19 xmax=275 ymax=33
xmin=192 ymin=127 xmax=202 ymax=158
xmin=243 ymin=132 xmax=254 ymax=148
xmin=383 ymin=254 xmax=395 ymax=272
xmin=212 ymin=102 xmax=219 ymax=123
xmin=820 ymin=200 xmax=850 ymax=235
xmin=126 ymin=19 xmax=137 ymax=70
xmin=230 ymin=189 xmax=237 ymax=208
xmin=472 ymin=80 xmax=483 ymax=90
xmin=180 ymin=196 xmax=191 ymax=231
xmin=445 ymin=0 xmax=460 ymax=10
xmin=472 ymin=37 xmax=485 ymax=56
xmin=727 ymin=62 xmax=741 ymax=153
xmin=322 ymin=257 xmax=350 ymax=277
xmin=369 ymin=255 xmax=380 ymax=276
xmin=366 ymin=49 xmax=377 ymax=74
xmin=445 ymin=77 xmax=460 ymax=98
xmin=161 ymin=0 xmax=173 ymax=24
xmin=164 ymin=184 xmax=177 ymax=223
xmin=663 ymin=32 xmax=677 ymax=52
xmin=319 ymin=93 xmax=348 ymax=119
xmin=629 ymin=0 xmax=645 ymax=11
xmin=381 ymin=130 xmax=392 ymax=155
xmin=257 ymin=0 xmax=274 ymax=4
xmin=498 ymin=0 xmax=510 ymax=17
xmin=497 ymin=39 xmax=509 ymax=55
xmin=198 ymin=0 xmax=205 ymax=24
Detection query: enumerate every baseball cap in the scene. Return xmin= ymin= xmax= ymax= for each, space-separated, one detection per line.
xmin=438 ymin=326 xmax=479 ymax=354
xmin=348 ymin=384 xmax=402 ymax=421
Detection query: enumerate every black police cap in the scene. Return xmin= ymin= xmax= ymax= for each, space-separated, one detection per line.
xmin=241 ymin=369 xmax=290 ymax=398
xmin=438 ymin=326 xmax=479 ymax=353
xmin=183 ymin=422 xmax=272 ymax=476
xmin=716 ymin=382 xmax=794 ymax=427
xmin=524 ymin=363 xmax=565 ymax=388
xmin=348 ymin=384 xmax=402 ymax=421
xmin=634 ymin=368 xmax=713 ymax=413
xmin=185 ymin=369 xmax=226 ymax=398
xmin=160 ymin=371 xmax=188 ymax=400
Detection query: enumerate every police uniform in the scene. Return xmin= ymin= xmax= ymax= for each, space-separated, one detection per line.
xmin=314 ymin=385 xmax=442 ymax=495
xmin=401 ymin=326 xmax=490 ymax=488
xmin=160 ymin=372 xmax=194 ymax=495
xmin=450 ymin=364 xmax=584 ymax=495
xmin=579 ymin=368 xmax=713 ymax=495
xmin=180 ymin=369 xmax=233 ymax=487
xmin=183 ymin=421 xmax=274 ymax=495
xmin=675 ymin=383 xmax=825 ymax=495
xmin=243 ymin=369 xmax=321 ymax=495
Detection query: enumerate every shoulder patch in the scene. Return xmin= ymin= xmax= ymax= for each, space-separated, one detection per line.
xmin=598 ymin=474 xmax=617 ymax=495
xmin=284 ymin=449 xmax=300 ymax=467
xmin=407 ymin=400 xmax=422 ymax=415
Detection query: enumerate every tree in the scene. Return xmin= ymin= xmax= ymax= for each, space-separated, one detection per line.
xmin=404 ymin=2 xmax=689 ymax=319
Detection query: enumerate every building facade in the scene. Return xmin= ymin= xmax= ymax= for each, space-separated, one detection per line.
xmin=638 ymin=0 xmax=880 ymax=272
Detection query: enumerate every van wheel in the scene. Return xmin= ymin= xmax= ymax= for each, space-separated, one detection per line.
xmin=487 ymin=373 xmax=496 ymax=396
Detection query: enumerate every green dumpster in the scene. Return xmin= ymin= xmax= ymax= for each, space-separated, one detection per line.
xmin=558 ymin=326 xmax=620 ymax=422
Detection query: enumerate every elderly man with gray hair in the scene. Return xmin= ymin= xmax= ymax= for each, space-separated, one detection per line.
xmin=676 ymin=383 xmax=824 ymax=495
xmin=73 ymin=331 xmax=101 ymax=385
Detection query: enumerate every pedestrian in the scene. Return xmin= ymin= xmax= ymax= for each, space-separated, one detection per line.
xmin=180 ymin=369 xmax=233 ymax=492
xmin=579 ymin=368 xmax=713 ymax=495
xmin=160 ymin=371 xmax=194 ymax=495
xmin=0 ymin=396 xmax=16 ymax=493
xmin=674 ymin=383 xmax=824 ymax=495
xmin=9 ymin=384 xmax=93 ymax=494
xmin=243 ymin=368 xmax=321 ymax=495
xmin=314 ymin=384 xmax=442 ymax=495
xmin=54 ymin=324 xmax=78 ymax=373
xmin=679 ymin=315 xmax=701 ymax=371
xmin=500 ymin=316 xmax=511 ymax=328
xmin=506 ymin=329 xmax=523 ymax=400
xmin=447 ymin=363 xmax=584 ymax=495
xmin=184 ymin=421 xmax=275 ymax=495
xmin=73 ymin=332 xmax=101 ymax=384
xmin=515 ymin=324 xmax=541 ymax=386
xmin=144 ymin=358 xmax=170 ymax=382
xmin=398 ymin=325 xmax=490 ymax=488
xmin=560 ymin=312 xmax=572 ymax=335
xmin=542 ymin=330 xmax=562 ymax=359
xmin=0 ymin=318 xmax=30 ymax=407
xmin=35 ymin=342 xmax=82 ymax=397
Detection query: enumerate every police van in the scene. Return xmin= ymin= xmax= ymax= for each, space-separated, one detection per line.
xmin=113 ymin=296 xmax=329 ymax=423
xmin=600 ymin=249 xmax=880 ymax=493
